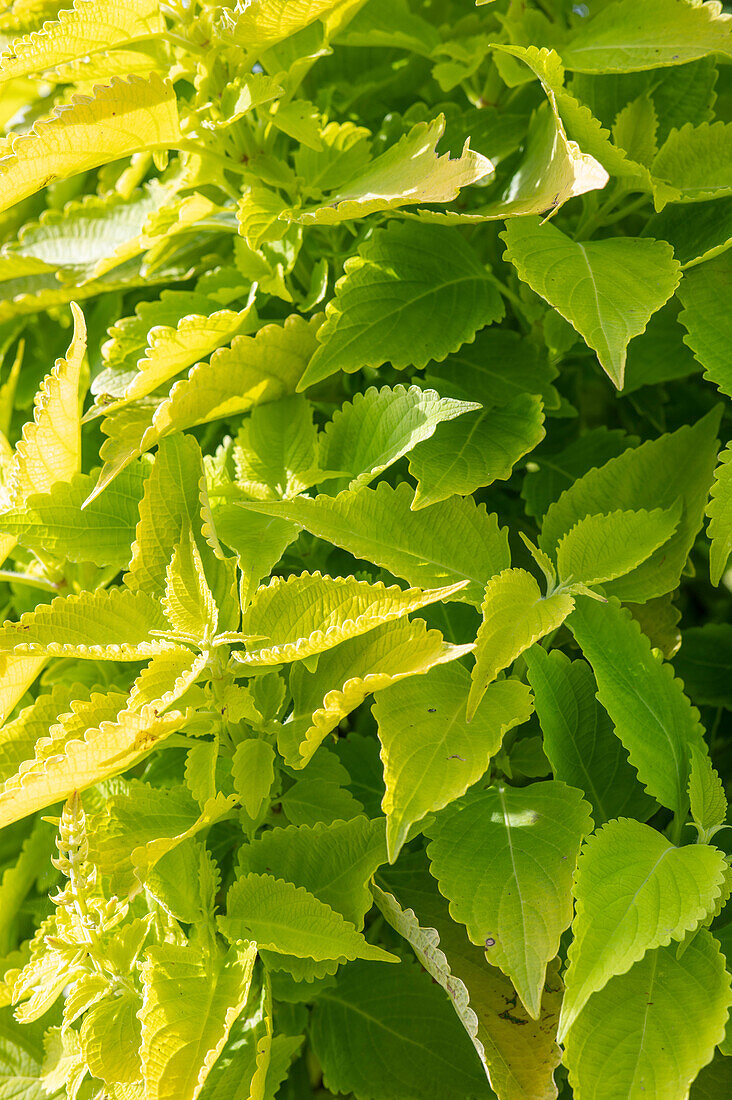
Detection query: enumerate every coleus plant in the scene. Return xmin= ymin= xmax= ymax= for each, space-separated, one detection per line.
xmin=0 ymin=0 xmax=730 ymax=1098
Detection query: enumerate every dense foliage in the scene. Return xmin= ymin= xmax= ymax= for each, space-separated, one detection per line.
xmin=0 ymin=0 xmax=730 ymax=1097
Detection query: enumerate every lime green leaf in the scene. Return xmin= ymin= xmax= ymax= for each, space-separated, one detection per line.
xmin=318 ymin=384 xmax=478 ymax=492
xmin=555 ymin=505 xmax=681 ymax=587
xmin=219 ymin=873 xmax=397 ymax=964
xmin=0 ymin=586 xmax=170 ymax=660
xmin=9 ymin=301 xmax=85 ymax=502
xmin=163 ymin=527 xmax=218 ymax=640
xmin=235 ymin=572 xmax=467 ymax=666
xmin=231 ymin=741 xmax=275 ymax=820
xmin=236 ymin=481 xmax=509 ymax=606
xmin=567 ymin=596 xmax=707 ymax=817
xmin=524 ymin=648 xmax=654 ymax=825
xmin=561 ymin=0 xmax=732 ymax=73
xmin=678 ymin=252 xmax=732 ymax=398
xmin=707 ymin=443 xmax=732 ymax=585
xmin=107 ymin=301 xmax=256 ymax=411
xmin=375 ymin=664 xmax=533 ymax=862
xmin=427 ymin=781 xmax=592 ymax=1019
xmin=237 ymin=816 xmax=386 ymax=928
xmin=558 ymin=818 xmax=727 ymax=1040
xmin=299 ymin=222 xmax=503 ymax=389
xmin=540 ymin=409 xmax=721 ymax=601
xmin=0 ymin=74 xmax=181 ymax=216
xmin=90 ymin=314 xmax=320 ymax=497
xmin=219 ymin=0 xmax=344 ymax=51
xmin=287 ymin=116 xmax=492 ymax=225
xmin=563 ymin=933 xmax=731 ymax=1098
xmin=502 ymin=217 xmax=680 ymax=388
xmin=411 ymin=92 xmax=608 ymax=223
xmin=0 ymin=0 xmax=165 ymax=83
xmin=0 ymin=682 xmax=77 ymax=785
xmin=233 ymin=395 xmax=318 ymax=500
xmin=0 ymin=463 xmax=148 ymax=568
xmin=0 ymin=689 xmax=187 ymax=827
xmin=140 ymin=941 xmax=257 ymax=1100
xmin=80 ymin=990 xmax=142 ymax=1086
xmin=284 ymin=617 xmax=471 ymax=767
xmin=467 ymin=568 xmax=575 ymax=722
xmin=652 ymin=121 xmax=732 ymax=206
xmin=310 ymin=959 xmax=492 ymax=1100
xmin=0 ymin=653 xmax=46 ymax=727
xmin=409 ymin=394 xmax=545 ymax=510
xmin=689 ymin=743 xmax=728 ymax=843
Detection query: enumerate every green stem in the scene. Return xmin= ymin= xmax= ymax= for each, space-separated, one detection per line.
xmin=0 ymin=569 xmax=62 ymax=593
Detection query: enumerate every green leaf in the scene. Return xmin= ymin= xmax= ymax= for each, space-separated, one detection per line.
xmin=231 ymin=741 xmax=275 ymax=820
xmin=689 ymin=743 xmax=728 ymax=843
xmin=424 ymin=328 xmax=559 ymax=410
xmin=707 ymin=443 xmax=732 ymax=585
xmin=381 ymin=859 xmax=564 ymax=1100
xmin=0 ymin=0 xmax=165 ymax=82
xmin=233 ymin=395 xmax=318 ymax=500
xmin=310 ymin=959 xmax=492 ymax=1100
xmin=427 ymin=780 xmax=592 ymax=1018
xmin=0 ymin=74 xmax=181 ymax=216
xmin=563 ymin=933 xmax=732 ymax=1098
xmin=0 ymin=1010 xmax=65 ymax=1100
xmin=0 ymin=586 xmax=171 ymax=660
xmin=219 ymin=873 xmax=397 ymax=964
xmin=652 ymin=121 xmax=732 ymax=206
xmin=213 ymin=505 xmax=299 ymax=609
xmin=283 ymin=617 xmax=471 ymax=767
xmin=645 ymin=195 xmax=732 ymax=269
xmin=298 ymin=222 xmax=504 ymax=389
xmin=567 ymin=596 xmax=707 ymax=817
xmin=558 ymin=817 xmax=727 ymax=1040
xmin=678 ymin=251 xmax=732 ymax=398
xmin=540 ymin=409 xmax=721 ymax=601
xmin=236 ymin=481 xmax=509 ymax=606
xmin=0 ymin=463 xmax=148 ymax=568
xmin=560 ymin=0 xmax=732 ymax=73
xmin=317 ymin=384 xmax=478 ymax=492
xmin=555 ymin=505 xmax=681 ymax=586
xmin=409 ymin=394 xmax=545 ymax=510
xmin=524 ymin=648 xmax=655 ymax=825
xmin=140 ymin=941 xmax=257 ymax=1100
xmin=674 ymin=623 xmax=732 ymax=707
xmin=375 ymin=664 xmax=532 ymax=862
xmin=235 ymin=571 xmax=467 ymax=666
xmin=522 ymin=426 xmax=637 ymax=521
xmin=467 ymin=568 xmax=575 ymax=722
xmin=287 ymin=116 xmax=492 ymax=225
xmin=502 ymin=216 xmax=681 ymax=388
xmin=236 ymin=816 xmax=386 ymax=928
